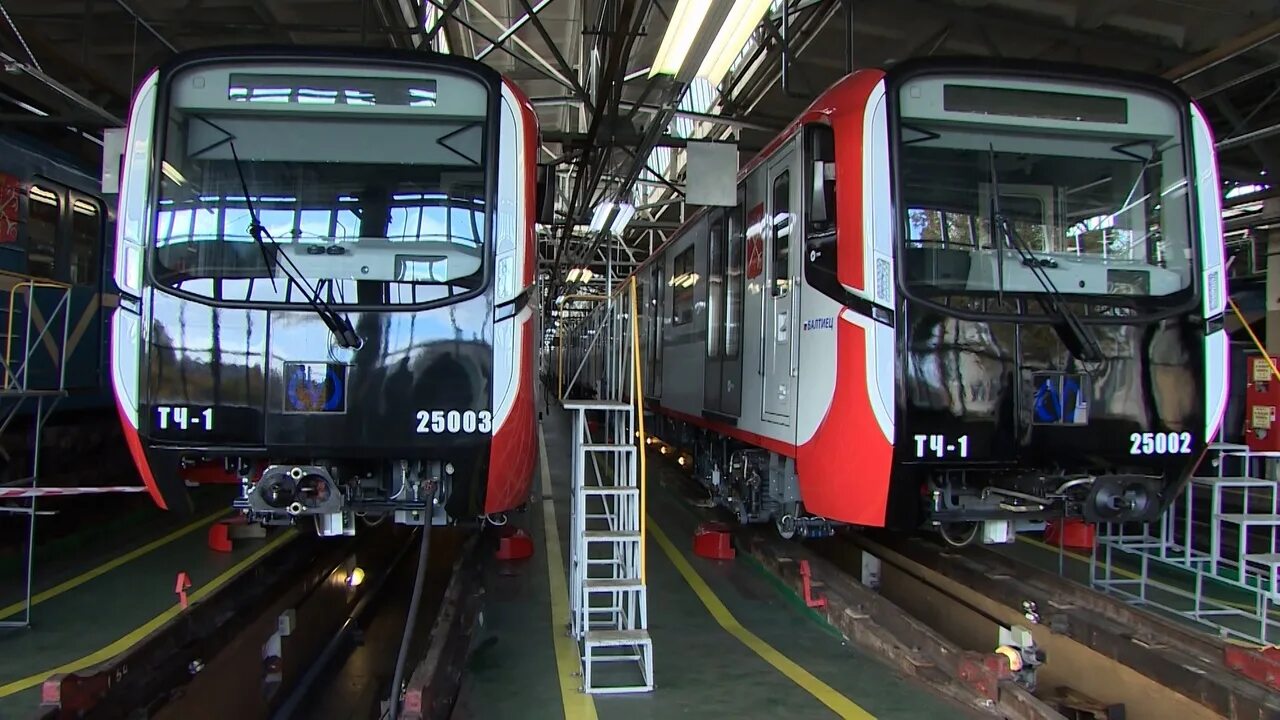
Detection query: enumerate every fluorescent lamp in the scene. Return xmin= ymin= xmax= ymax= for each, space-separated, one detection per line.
xmin=28 ymin=185 xmax=58 ymax=205
xmin=566 ymin=267 xmax=594 ymax=284
xmin=649 ymin=0 xmax=712 ymax=77
xmin=589 ymin=201 xmax=636 ymax=235
xmin=610 ymin=203 xmax=636 ymax=235
xmin=161 ymin=161 xmax=187 ymax=186
xmin=697 ymin=0 xmax=772 ymax=84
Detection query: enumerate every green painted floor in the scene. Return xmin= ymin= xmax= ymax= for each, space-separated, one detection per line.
xmin=455 ymin=405 xmax=970 ymax=720
xmin=0 ymin=487 xmax=261 ymax=719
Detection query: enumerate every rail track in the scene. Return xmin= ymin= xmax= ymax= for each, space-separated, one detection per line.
xmin=646 ymin=435 xmax=1280 ymax=720
xmin=33 ymin=523 xmax=487 ymax=720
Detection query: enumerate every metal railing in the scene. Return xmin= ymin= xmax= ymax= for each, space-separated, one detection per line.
xmin=0 ymin=279 xmax=73 ymax=628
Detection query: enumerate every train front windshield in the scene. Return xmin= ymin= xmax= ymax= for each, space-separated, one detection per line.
xmin=894 ymin=75 xmax=1197 ymax=311
xmin=151 ymin=62 xmax=492 ymax=306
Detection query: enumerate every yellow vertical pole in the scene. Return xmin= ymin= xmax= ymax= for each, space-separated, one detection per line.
xmin=629 ymin=277 xmax=647 ymax=583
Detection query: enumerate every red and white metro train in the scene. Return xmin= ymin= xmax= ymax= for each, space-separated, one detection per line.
xmin=110 ymin=47 xmax=547 ymax=535
xmin=571 ymin=57 xmax=1229 ymax=544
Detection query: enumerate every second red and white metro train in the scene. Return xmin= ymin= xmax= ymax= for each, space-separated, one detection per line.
xmin=570 ymin=57 xmax=1229 ymax=544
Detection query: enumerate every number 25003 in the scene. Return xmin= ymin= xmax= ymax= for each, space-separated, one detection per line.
xmin=415 ymin=409 xmax=492 ymax=434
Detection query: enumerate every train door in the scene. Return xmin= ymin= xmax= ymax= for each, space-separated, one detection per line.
xmin=703 ymin=203 xmax=744 ymax=418
xmin=703 ymin=211 xmax=725 ymax=413
xmin=650 ymin=262 xmax=664 ymax=399
xmin=761 ymin=148 xmax=797 ymax=425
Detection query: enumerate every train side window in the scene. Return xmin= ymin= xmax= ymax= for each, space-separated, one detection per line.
xmin=726 ymin=197 xmax=743 ymax=358
xmin=771 ymin=172 xmax=791 ymax=296
xmin=706 ymin=217 xmax=724 ymax=357
xmin=671 ymin=246 xmax=695 ymax=326
xmin=26 ymin=184 xmax=60 ymax=279
xmin=70 ymin=196 xmax=103 ymax=285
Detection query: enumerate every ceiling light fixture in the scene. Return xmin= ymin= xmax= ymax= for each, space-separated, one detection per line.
xmin=589 ymin=201 xmax=636 ymax=235
xmin=648 ymin=0 xmax=773 ymax=84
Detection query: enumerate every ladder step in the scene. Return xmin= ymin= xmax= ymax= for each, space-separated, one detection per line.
xmin=585 ymin=578 xmax=645 ymax=591
xmin=1220 ymin=514 xmax=1280 ymax=525
xmin=584 ymin=629 xmax=651 ymax=647
xmin=581 ymin=444 xmax=636 ymax=453
xmin=563 ymin=400 xmax=633 ymax=411
xmin=585 ymin=530 xmax=641 ymax=541
xmin=581 ymin=486 xmax=639 ymax=495
xmin=1243 ymin=553 xmax=1280 ymax=565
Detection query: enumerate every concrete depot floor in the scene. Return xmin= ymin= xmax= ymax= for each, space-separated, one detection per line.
xmin=0 ymin=486 xmax=262 ymax=719
xmin=453 ymin=404 xmax=973 ymax=720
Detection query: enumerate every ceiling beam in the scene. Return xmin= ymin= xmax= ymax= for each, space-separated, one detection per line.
xmin=1163 ymin=17 xmax=1280 ymax=83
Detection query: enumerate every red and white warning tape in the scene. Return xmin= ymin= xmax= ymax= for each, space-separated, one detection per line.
xmin=0 ymin=486 xmax=150 ymax=499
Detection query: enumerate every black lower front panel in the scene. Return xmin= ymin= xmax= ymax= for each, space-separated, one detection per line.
xmin=896 ymin=298 xmax=1207 ymax=523
xmin=137 ymin=290 xmax=499 ymax=519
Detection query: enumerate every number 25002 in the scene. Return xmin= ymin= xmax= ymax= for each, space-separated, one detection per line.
xmin=1129 ymin=431 xmax=1192 ymax=455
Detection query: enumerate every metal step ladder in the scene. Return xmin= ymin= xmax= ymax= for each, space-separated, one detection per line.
xmin=1092 ymin=441 xmax=1280 ymax=644
xmin=565 ymin=399 xmax=652 ymax=693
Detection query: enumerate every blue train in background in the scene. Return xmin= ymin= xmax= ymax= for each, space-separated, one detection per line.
xmin=0 ymin=127 xmax=121 ymax=487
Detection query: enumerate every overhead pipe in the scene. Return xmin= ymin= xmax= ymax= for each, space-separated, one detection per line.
xmin=1216 ymin=121 xmax=1280 ymax=152
xmin=1164 ymin=18 xmax=1280 ymax=84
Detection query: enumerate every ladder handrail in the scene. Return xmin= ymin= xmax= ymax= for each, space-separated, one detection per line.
xmin=629 ymin=277 xmax=648 ymax=584
xmin=3 ymin=280 xmax=73 ymax=391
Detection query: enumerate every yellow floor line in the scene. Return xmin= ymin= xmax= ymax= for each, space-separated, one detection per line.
xmin=0 ymin=527 xmax=297 ymax=698
xmin=648 ymin=519 xmax=875 ymax=720
xmin=0 ymin=507 xmax=229 ymax=621
xmin=1016 ymin=535 xmax=1280 ymax=625
xmin=539 ymin=425 xmax=598 ymax=720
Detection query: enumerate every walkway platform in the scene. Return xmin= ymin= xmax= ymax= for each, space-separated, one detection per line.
xmin=454 ymin=404 xmax=971 ymax=719
xmin=0 ymin=486 xmax=283 ymax=718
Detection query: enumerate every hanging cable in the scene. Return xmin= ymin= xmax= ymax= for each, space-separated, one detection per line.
xmin=388 ymin=527 xmax=431 ymax=720
xmin=0 ymin=1 xmax=42 ymax=72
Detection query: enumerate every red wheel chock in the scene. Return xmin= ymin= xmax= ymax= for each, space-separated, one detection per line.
xmin=207 ymin=514 xmax=254 ymax=553
xmin=207 ymin=522 xmax=233 ymax=553
xmin=693 ymin=522 xmax=735 ymax=560
xmin=495 ymin=526 xmax=535 ymax=561
xmin=1045 ymin=518 xmax=1096 ymax=550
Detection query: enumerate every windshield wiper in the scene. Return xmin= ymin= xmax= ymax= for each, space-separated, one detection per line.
xmin=225 ymin=141 xmax=362 ymax=349
xmin=986 ymin=145 xmax=1103 ymax=364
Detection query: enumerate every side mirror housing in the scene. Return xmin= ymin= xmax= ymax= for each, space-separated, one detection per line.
xmin=536 ymin=165 xmax=557 ymax=226
xmin=810 ymin=160 xmax=836 ymax=227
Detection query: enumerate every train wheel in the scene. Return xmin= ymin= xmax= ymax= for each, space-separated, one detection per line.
xmin=938 ymin=521 xmax=980 ymax=547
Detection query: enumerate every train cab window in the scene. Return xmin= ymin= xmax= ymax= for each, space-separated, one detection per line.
xmin=26 ymin=184 xmax=60 ymax=279
xmin=69 ymin=197 xmax=103 ymax=285
xmin=726 ymin=198 xmax=744 ymax=358
xmin=706 ymin=218 xmax=724 ymax=357
xmin=771 ymin=172 xmax=791 ymax=296
xmin=671 ymin=246 xmax=695 ymax=325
